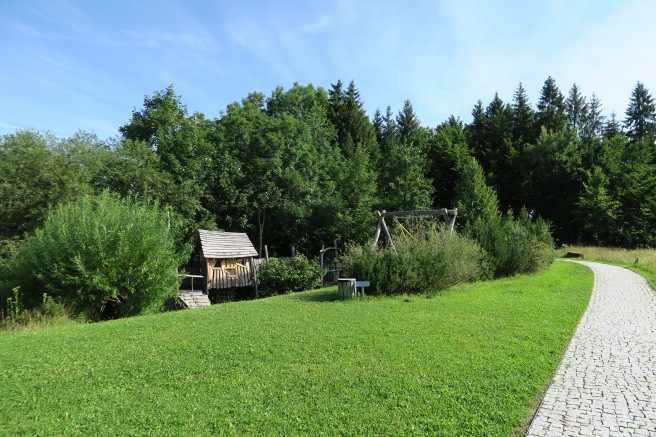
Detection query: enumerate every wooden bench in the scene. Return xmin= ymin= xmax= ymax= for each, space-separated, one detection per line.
xmin=564 ymin=252 xmax=585 ymax=259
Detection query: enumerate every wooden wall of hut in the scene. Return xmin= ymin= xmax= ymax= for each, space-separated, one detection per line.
xmin=205 ymin=257 xmax=255 ymax=290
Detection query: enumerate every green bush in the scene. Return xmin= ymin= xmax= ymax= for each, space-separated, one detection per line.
xmin=257 ymin=255 xmax=325 ymax=297
xmin=342 ymin=225 xmax=486 ymax=296
xmin=6 ymin=191 xmax=183 ymax=320
xmin=466 ymin=209 xmax=554 ymax=278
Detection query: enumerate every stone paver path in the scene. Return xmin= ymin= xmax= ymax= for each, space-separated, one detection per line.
xmin=527 ymin=261 xmax=656 ymax=436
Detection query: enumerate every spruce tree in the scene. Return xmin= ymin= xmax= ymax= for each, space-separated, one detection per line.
xmin=396 ymin=99 xmax=422 ymax=146
xmin=624 ymin=81 xmax=655 ymax=143
xmin=536 ymin=76 xmax=567 ymax=133
xmin=604 ymin=111 xmax=623 ymax=139
xmin=581 ymin=93 xmax=604 ymax=139
xmin=372 ymin=108 xmax=384 ymax=146
xmin=511 ymin=82 xmax=536 ymax=148
xmin=427 ymin=116 xmax=471 ymax=207
xmin=576 ymin=167 xmax=619 ymax=245
xmin=565 ymin=83 xmax=588 ymax=136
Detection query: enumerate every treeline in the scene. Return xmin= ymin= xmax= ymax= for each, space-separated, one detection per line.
xmin=1 ymin=77 xmax=655 ymax=262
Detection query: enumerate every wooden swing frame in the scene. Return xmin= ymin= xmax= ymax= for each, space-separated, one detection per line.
xmin=370 ymin=209 xmax=458 ymax=252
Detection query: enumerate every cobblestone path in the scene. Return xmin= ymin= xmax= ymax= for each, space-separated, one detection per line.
xmin=526 ymin=261 xmax=656 ymax=436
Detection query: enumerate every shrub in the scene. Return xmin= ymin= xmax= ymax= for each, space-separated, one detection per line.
xmin=452 ymin=156 xmax=555 ymax=278
xmin=257 ymin=255 xmax=325 ymax=297
xmin=465 ymin=209 xmax=554 ymax=278
xmin=6 ymin=191 xmax=183 ymax=320
xmin=342 ymin=225 xmax=486 ymax=296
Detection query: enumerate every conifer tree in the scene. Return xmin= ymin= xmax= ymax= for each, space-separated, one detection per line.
xmin=624 ymin=81 xmax=655 ymax=143
xmin=604 ymin=111 xmax=623 ymax=139
xmin=581 ymin=93 xmax=604 ymax=139
xmin=566 ymin=83 xmax=588 ymax=136
xmin=511 ymin=82 xmax=536 ymax=148
xmin=427 ymin=116 xmax=471 ymax=207
xmin=576 ymin=166 xmax=619 ymax=245
xmin=396 ymin=100 xmax=423 ymax=146
xmin=536 ymin=76 xmax=567 ymax=133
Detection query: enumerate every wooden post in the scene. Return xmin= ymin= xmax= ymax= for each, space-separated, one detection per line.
xmin=258 ymin=210 xmax=265 ymax=257
xmin=264 ymin=245 xmax=269 ymax=261
xmin=320 ymin=244 xmax=325 ymax=287
xmin=371 ymin=217 xmax=383 ymax=250
xmin=291 ymin=245 xmax=296 ymax=257
xmin=252 ymin=257 xmax=259 ymax=299
xmin=333 ymin=239 xmax=339 ymax=281
xmin=379 ymin=211 xmax=396 ymax=254
xmin=447 ymin=208 xmax=458 ymax=233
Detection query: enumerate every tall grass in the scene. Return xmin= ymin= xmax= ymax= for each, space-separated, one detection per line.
xmin=561 ymin=245 xmax=656 ymax=288
xmin=0 ymin=287 xmax=74 ymax=332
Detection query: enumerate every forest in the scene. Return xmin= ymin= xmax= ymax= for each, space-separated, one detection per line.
xmin=1 ymin=76 xmax=655 ymax=263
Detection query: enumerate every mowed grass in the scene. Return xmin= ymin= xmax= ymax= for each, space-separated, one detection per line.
xmin=563 ymin=245 xmax=656 ymax=289
xmin=0 ymin=261 xmax=592 ymax=436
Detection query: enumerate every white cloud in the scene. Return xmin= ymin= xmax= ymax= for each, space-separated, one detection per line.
xmin=226 ymin=19 xmax=295 ymax=83
xmin=124 ymin=30 xmax=214 ymax=51
xmin=302 ymin=15 xmax=331 ymax=33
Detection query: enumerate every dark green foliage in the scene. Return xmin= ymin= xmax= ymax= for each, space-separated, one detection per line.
xmin=466 ymin=93 xmax=519 ymax=211
xmin=328 ymin=80 xmax=380 ymax=162
xmin=343 ymin=226 xmax=486 ymax=295
xmin=427 ymin=116 xmax=471 ymax=207
xmin=6 ymin=191 xmax=182 ymax=320
xmin=379 ymin=101 xmax=433 ymax=211
xmin=536 ymin=76 xmax=567 ymax=133
xmin=257 ymin=255 xmax=325 ymax=297
xmin=604 ymin=111 xmax=623 ymax=139
xmin=453 ymin=157 xmax=554 ymax=277
xmin=566 ymin=83 xmax=588 ymax=136
xmin=581 ymin=93 xmax=605 ymax=139
xmin=511 ymin=82 xmax=537 ymax=147
xmin=503 ymin=210 xmax=555 ymax=276
xmin=0 ymin=130 xmax=104 ymax=242
xmin=519 ymin=129 xmax=582 ymax=243
xmin=453 ymin=156 xmax=501 ymax=229
xmin=3 ymin=76 xmax=656 ymax=261
xmin=576 ymin=167 xmax=619 ymax=245
xmin=464 ymin=212 xmax=554 ymax=279
xmin=214 ymin=84 xmax=343 ymax=255
xmin=118 ymin=86 xmax=218 ymax=242
xmin=624 ymin=81 xmax=655 ymax=143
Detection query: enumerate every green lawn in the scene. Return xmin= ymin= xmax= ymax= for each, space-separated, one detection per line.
xmin=0 ymin=261 xmax=593 ymax=436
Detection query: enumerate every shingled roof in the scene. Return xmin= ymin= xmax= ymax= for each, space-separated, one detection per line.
xmin=198 ymin=230 xmax=258 ymax=259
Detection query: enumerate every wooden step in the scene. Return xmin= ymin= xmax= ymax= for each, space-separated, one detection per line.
xmin=177 ymin=290 xmax=211 ymax=308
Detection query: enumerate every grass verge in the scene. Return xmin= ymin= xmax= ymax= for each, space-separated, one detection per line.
xmin=561 ymin=245 xmax=656 ymax=290
xmin=0 ymin=261 xmax=592 ymax=436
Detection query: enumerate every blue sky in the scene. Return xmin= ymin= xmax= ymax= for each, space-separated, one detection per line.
xmin=2 ymin=0 xmax=655 ymax=140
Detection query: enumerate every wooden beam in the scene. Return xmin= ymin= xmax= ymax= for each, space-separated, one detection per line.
xmin=371 ymin=209 xmax=459 ymax=250
xmin=379 ymin=209 xmax=457 ymax=218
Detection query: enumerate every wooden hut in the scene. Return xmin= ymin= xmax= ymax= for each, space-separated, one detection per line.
xmin=198 ymin=230 xmax=259 ymax=295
